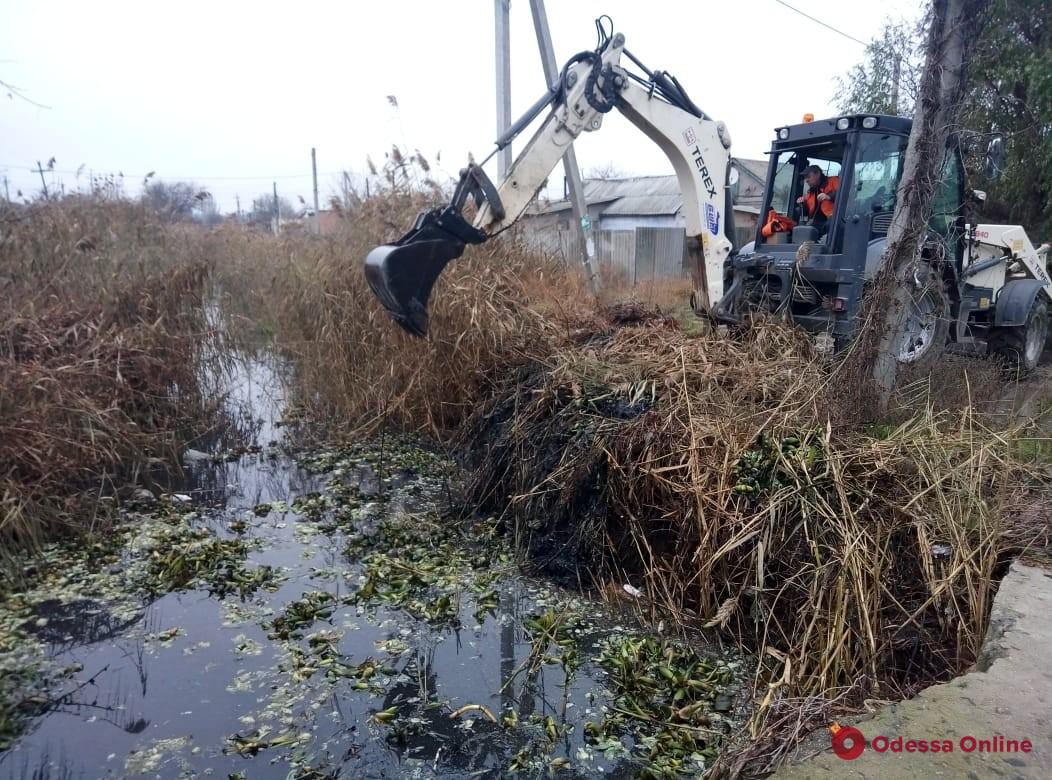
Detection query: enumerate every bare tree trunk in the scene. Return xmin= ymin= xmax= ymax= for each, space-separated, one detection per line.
xmin=853 ymin=0 xmax=988 ymax=411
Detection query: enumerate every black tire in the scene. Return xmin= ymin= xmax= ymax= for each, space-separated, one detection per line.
xmin=886 ymin=270 xmax=952 ymax=372
xmin=988 ymin=299 xmax=1048 ymax=377
xmin=869 ymin=266 xmax=952 ymax=401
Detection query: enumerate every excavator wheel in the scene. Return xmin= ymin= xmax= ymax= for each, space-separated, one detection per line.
xmin=886 ymin=268 xmax=951 ymax=372
xmin=987 ymin=299 xmax=1048 ymax=377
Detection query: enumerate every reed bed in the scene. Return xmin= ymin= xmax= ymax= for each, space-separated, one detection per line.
xmin=0 ymin=198 xmax=213 ymax=552
xmin=210 ymin=189 xmax=594 ymax=437
xmin=3 ymin=182 xmax=1045 ymax=744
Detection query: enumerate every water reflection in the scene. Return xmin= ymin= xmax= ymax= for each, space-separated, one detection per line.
xmin=8 ymin=748 xmax=84 ymax=780
xmin=26 ymin=600 xmax=144 ymax=652
xmin=1 ymin=348 xmax=693 ymax=779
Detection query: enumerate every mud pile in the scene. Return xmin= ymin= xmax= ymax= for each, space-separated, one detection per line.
xmin=459 ymin=311 xmax=1036 ymax=698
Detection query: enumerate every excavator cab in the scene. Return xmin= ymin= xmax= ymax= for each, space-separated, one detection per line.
xmin=759 ymin=146 xmax=844 ymax=246
xmin=728 ymin=115 xmax=922 ymax=349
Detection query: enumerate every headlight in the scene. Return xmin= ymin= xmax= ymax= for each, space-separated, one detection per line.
xmin=836 ymin=117 xmax=851 ymax=130
xmin=716 ymin=120 xmax=732 ymax=149
xmin=778 ymin=128 xmax=789 ymax=139
xmin=862 ymin=116 xmax=878 ymax=129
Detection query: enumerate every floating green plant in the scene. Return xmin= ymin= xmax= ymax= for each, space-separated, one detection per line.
xmin=592 ymin=636 xmax=738 ymax=778
xmin=266 ymin=591 xmax=338 ymax=640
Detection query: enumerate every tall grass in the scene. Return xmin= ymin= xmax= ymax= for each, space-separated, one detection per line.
xmin=210 ymin=189 xmax=595 ymax=437
xmin=456 ymin=313 xmax=1039 ymax=697
xmin=192 ymin=171 xmax=1046 ymax=705
xmin=0 ymin=197 xmax=213 ymax=553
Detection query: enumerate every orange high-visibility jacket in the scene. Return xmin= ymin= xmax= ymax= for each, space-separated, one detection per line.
xmin=761 ymin=209 xmax=796 ymax=238
xmin=804 ymin=175 xmax=840 ymax=218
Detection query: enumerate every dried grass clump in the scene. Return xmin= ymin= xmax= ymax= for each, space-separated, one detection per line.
xmin=0 ymin=198 xmax=212 ymax=551
xmin=212 ymin=189 xmax=593 ymax=437
xmin=460 ymin=313 xmax=1038 ymax=698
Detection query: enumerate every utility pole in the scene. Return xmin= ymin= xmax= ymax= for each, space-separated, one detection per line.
xmin=272 ymin=181 xmax=280 ymax=235
xmin=35 ymin=161 xmax=49 ymax=200
xmin=311 ymin=147 xmax=321 ymax=234
xmin=235 ymin=194 xmax=242 ymax=222
xmin=528 ymin=0 xmax=600 ymax=294
xmin=494 ymin=0 xmax=513 ymax=179
xmin=2 ymin=176 xmax=9 ymax=202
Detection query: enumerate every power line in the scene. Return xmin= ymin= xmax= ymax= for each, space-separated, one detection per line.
xmin=773 ymin=0 xmax=868 ymax=46
xmin=0 ymin=163 xmax=354 ymax=181
xmin=0 ymin=78 xmax=51 ymax=110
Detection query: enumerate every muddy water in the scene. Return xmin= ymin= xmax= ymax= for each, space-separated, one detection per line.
xmin=0 ymin=354 xmax=743 ymax=779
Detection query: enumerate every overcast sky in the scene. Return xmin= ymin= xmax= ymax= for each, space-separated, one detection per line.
xmin=1 ymin=0 xmax=924 ymax=212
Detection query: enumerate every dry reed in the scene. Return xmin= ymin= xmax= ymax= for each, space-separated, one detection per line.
xmin=209 ymin=177 xmax=1044 ymax=709
xmin=209 ymin=188 xmax=593 ymax=437
xmin=456 ymin=313 xmax=1044 ymax=701
xmin=4 ymin=176 xmax=1045 ymax=761
xmin=0 ymin=198 xmax=213 ymax=553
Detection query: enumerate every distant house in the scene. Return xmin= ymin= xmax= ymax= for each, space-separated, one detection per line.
xmin=522 ymin=158 xmax=769 ymax=282
xmin=732 ymin=157 xmax=769 ymax=213
xmin=296 ymin=209 xmax=345 ymax=236
xmin=316 ymin=209 xmax=343 ymax=236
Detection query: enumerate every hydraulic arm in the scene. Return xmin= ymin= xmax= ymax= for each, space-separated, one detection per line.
xmin=365 ymin=26 xmax=735 ymax=336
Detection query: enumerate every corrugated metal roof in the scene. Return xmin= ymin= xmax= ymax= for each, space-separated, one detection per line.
xmin=532 ymin=166 xmax=770 ymax=218
xmin=583 ymin=176 xmax=682 ymax=200
xmin=732 ymin=157 xmax=768 ymax=184
xmin=602 ymin=194 xmax=683 ymax=216
xmin=535 ymin=175 xmax=682 ymax=215
xmin=533 ymin=196 xmax=618 ymax=214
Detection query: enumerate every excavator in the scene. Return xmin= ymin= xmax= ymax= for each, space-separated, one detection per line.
xmin=365 ymin=21 xmax=1051 ymax=374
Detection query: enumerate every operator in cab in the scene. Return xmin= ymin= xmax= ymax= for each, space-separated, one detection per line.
xmin=797 ymin=164 xmax=839 ymax=235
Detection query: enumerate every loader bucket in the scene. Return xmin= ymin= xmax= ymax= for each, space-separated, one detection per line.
xmin=364 ymin=237 xmax=466 ymax=337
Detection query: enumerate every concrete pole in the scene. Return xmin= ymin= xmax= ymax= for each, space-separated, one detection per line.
xmin=36 ymin=161 xmax=49 ymax=200
xmin=272 ymin=181 xmax=280 ymax=235
xmin=528 ymin=0 xmax=600 ymax=294
xmin=311 ymin=147 xmax=321 ymax=234
xmin=494 ymin=0 xmax=513 ymax=180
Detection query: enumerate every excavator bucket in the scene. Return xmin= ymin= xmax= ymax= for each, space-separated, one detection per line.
xmin=365 ymin=238 xmax=465 ymax=337
xmin=364 ymin=203 xmax=488 ymax=337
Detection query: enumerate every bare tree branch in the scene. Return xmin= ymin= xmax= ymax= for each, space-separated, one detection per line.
xmin=0 ymin=78 xmax=51 ymax=110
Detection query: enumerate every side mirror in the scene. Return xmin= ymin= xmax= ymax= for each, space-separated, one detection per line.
xmin=983 ymin=135 xmax=1005 ymax=180
xmin=728 ymin=165 xmax=740 ymax=202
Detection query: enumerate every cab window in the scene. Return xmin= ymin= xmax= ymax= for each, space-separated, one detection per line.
xmin=813 ymin=160 xmax=842 ymax=178
xmin=766 ymin=152 xmax=843 ymax=216
xmin=930 ymin=151 xmax=962 ymax=235
xmin=843 ymin=134 xmax=908 ymax=217
xmin=768 ymin=151 xmax=796 ymax=215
